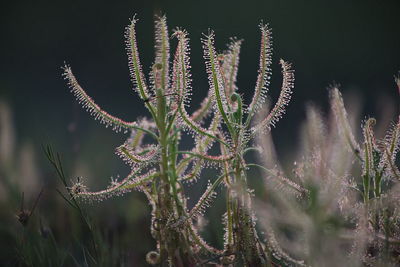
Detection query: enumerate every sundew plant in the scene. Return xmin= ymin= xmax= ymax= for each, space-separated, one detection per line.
xmin=58 ymin=13 xmax=400 ymax=267
xmin=62 ymin=14 xmax=293 ymax=266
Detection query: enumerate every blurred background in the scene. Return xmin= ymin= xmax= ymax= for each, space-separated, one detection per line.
xmin=0 ymin=0 xmax=399 ymax=265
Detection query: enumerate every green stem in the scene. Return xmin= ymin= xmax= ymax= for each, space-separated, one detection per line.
xmin=207 ymin=38 xmax=235 ymax=137
xmin=169 ymin=128 xmax=185 ymax=216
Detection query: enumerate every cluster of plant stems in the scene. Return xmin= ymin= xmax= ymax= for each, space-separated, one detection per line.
xmin=56 ymin=13 xmax=400 ymax=267
xmin=61 ymin=14 xmax=294 ymax=266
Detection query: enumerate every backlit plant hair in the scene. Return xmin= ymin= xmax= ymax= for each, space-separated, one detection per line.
xmin=62 ymin=14 xmax=294 ymax=266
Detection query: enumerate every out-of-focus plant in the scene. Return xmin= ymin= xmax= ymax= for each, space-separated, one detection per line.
xmin=0 ymin=101 xmax=40 ymax=200
xmin=255 ymin=79 xmax=400 ymax=266
xmin=331 ymin=85 xmax=400 ymax=266
xmin=61 ymin=13 xmax=294 ymax=266
xmin=0 ymin=101 xmax=71 ymax=266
